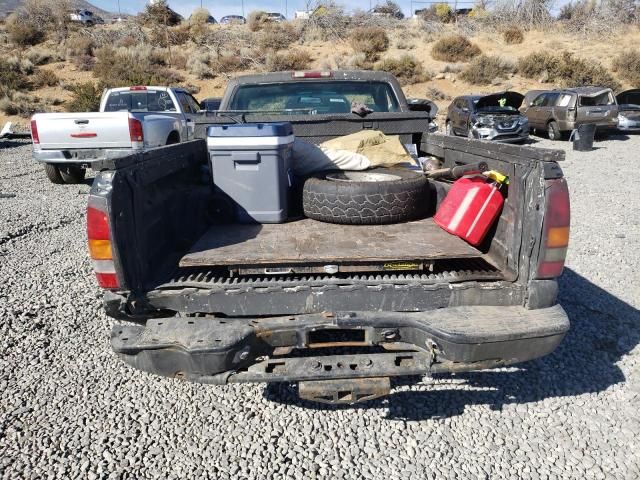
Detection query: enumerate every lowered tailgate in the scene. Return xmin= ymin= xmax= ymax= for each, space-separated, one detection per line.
xmin=32 ymin=112 xmax=134 ymax=150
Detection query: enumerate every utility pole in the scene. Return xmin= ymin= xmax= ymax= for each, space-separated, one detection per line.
xmin=242 ymin=0 xmax=245 ymax=17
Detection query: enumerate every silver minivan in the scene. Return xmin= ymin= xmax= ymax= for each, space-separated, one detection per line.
xmin=523 ymin=87 xmax=619 ymax=140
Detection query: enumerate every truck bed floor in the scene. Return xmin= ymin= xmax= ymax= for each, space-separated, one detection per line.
xmin=180 ymin=217 xmax=483 ymax=269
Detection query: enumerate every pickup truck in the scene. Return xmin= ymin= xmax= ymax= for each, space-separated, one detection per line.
xmin=87 ymin=71 xmax=570 ymax=404
xmin=30 ymin=86 xmax=201 ymax=184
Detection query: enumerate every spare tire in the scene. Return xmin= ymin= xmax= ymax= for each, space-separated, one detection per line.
xmin=302 ymin=168 xmax=428 ymax=225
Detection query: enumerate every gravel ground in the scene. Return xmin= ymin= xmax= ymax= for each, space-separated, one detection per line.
xmin=1 ymin=135 xmax=639 ymax=479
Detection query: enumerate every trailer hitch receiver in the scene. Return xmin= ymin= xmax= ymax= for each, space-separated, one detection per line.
xmin=298 ymin=377 xmax=391 ymax=404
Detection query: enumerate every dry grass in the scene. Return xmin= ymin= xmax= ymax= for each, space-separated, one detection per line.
xmin=431 ymin=35 xmax=481 ymax=62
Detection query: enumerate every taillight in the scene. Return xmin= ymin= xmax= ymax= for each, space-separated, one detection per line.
xmin=128 ymin=118 xmax=143 ymax=143
xmin=87 ymin=200 xmax=120 ymax=289
xmin=536 ymin=178 xmax=570 ymax=279
xmin=129 ymin=86 xmax=147 ymax=91
xmin=30 ymin=119 xmax=40 ymax=144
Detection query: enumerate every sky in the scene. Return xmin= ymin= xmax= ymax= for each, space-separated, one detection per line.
xmin=91 ymin=0 xmax=424 ymax=18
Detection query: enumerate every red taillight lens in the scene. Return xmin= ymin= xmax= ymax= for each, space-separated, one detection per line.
xmin=95 ymin=273 xmax=120 ymax=289
xmin=30 ymin=119 xmax=39 ymax=144
xmin=87 ymin=202 xmax=120 ymax=289
xmin=536 ymin=178 xmax=570 ymax=279
xmin=128 ymin=118 xmax=143 ymax=142
xmin=129 ymin=86 xmax=147 ymax=91
xmin=87 ymin=206 xmax=110 ymax=240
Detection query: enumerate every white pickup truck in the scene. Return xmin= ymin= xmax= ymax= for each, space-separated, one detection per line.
xmin=31 ymin=86 xmax=201 ymax=184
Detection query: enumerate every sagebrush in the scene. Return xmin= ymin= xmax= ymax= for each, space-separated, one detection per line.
xmin=431 ymin=35 xmax=481 ymax=62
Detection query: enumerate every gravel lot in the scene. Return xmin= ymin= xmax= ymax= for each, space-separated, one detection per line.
xmin=1 ymin=135 xmax=639 ymax=479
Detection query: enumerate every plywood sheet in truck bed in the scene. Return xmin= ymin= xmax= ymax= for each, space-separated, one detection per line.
xmin=180 ymin=218 xmax=482 ymax=268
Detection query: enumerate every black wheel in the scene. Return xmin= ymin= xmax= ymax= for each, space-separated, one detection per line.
xmin=44 ymin=163 xmax=65 ymax=184
xmin=59 ymin=165 xmax=86 ymax=184
xmin=302 ymin=168 xmax=429 ymax=225
xmin=547 ymin=121 xmax=561 ymax=141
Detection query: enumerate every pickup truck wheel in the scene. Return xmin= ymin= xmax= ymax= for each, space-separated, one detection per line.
xmin=43 ymin=164 xmax=65 ymax=184
xmin=166 ymin=132 xmax=180 ymax=145
xmin=59 ymin=165 xmax=86 ymax=184
xmin=302 ymin=168 xmax=428 ymax=225
xmin=547 ymin=121 xmax=561 ymax=141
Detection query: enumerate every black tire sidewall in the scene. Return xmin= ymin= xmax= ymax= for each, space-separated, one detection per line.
xmin=44 ymin=164 xmax=65 ymax=184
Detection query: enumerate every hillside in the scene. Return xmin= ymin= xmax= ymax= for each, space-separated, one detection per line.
xmin=1 ymin=10 xmax=640 ymax=129
xmin=0 ymin=0 xmax=113 ymax=19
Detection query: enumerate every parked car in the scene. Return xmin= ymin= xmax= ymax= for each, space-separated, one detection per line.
xmin=91 ymin=71 xmax=570 ymax=405
xmin=189 ymin=13 xmax=217 ymax=23
xmin=201 ymin=97 xmax=222 ymax=111
xmin=445 ymin=92 xmax=529 ymax=143
xmin=523 ymin=87 xmax=619 ymax=140
xmin=266 ymin=12 xmax=286 ymax=22
xmin=615 ymin=89 xmax=640 ymax=132
xmin=69 ymin=9 xmax=98 ymax=26
xmin=30 ymin=86 xmax=201 ymax=184
xmin=220 ymin=15 xmax=246 ymax=24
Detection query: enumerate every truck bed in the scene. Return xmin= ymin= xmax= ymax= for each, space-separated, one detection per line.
xmin=180 ymin=217 xmax=483 ymax=269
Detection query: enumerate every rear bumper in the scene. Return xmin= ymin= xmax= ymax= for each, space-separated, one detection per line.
xmin=111 ymin=305 xmax=569 ymax=385
xmin=33 ymin=148 xmax=136 ymax=164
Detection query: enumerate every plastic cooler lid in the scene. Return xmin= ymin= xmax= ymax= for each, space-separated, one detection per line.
xmin=207 ymin=122 xmax=293 ymax=138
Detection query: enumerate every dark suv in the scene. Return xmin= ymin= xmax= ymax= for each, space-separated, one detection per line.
xmin=445 ymin=92 xmax=529 ymax=143
xmin=523 ymin=87 xmax=618 ymax=140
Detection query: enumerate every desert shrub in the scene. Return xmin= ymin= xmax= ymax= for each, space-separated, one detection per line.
xmin=139 ymin=0 xmax=182 ymax=26
xmin=67 ymin=82 xmax=102 ymax=112
xmin=171 ymin=53 xmax=188 ymax=71
xmin=212 ymin=55 xmax=250 ymax=75
xmin=187 ymin=50 xmax=213 ymax=79
xmin=321 ymin=52 xmax=372 ymax=70
xmin=516 ymin=51 xmax=559 ymax=79
xmin=32 ymin=69 xmax=59 ymax=88
xmin=460 ymin=54 xmax=514 ymax=85
xmin=64 ymin=32 xmax=95 ymax=61
xmin=149 ymin=23 xmax=191 ymax=47
xmin=518 ymin=51 xmax=620 ymax=90
xmin=93 ymin=47 xmax=183 ymax=87
xmin=419 ymin=3 xmax=454 ymax=23
xmin=349 ymin=27 xmax=390 ymax=61
xmin=612 ymin=50 xmax=640 ymax=87
xmin=490 ymin=0 xmax=554 ymax=28
xmin=431 ymin=35 xmax=481 ymax=62
xmin=375 ymin=54 xmax=429 ymax=85
xmin=258 ymin=23 xmax=301 ymax=52
xmin=248 ymin=11 xmax=270 ymax=32
xmin=5 ymin=13 xmax=44 ymax=46
xmin=5 ymin=0 xmax=72 ymax=46
xmin=189 ymin=8 xmax=211 ymax=43
xmin=0 ymin=57 xmax=32 ymax=96
xmin=503 ymin=25 xmax=524 ymax=44
xmin=73 ymin=54 xmax=95 ymax=71
xmin=554 ymin=53 xmax=620 ymax=90
xmin=265 ymin=49 xmax=312 ymax=72
xmin=0 ymin=93 xmax=55 ymax=118
xmin=561 ymin=0 xmax=636 ymax=36
xmin=301 ymin=1 xmax=353 ymax=41
xmin=25 ymin=47 xmax=64 ymax=66
xmin=373 ymin=0 xmax=404 ymax=19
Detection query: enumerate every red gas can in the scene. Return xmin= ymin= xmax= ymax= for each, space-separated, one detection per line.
xmin=434 ymin=175 xmax=506 ymax=246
